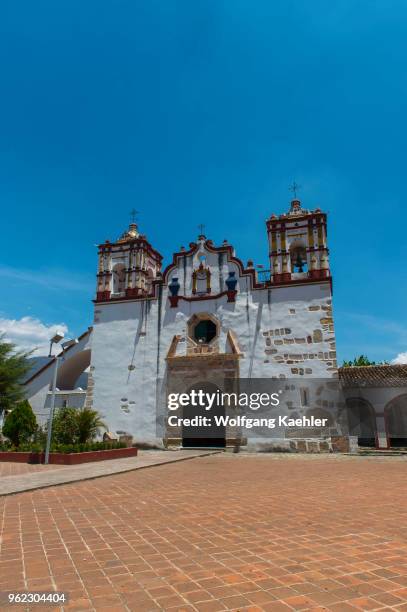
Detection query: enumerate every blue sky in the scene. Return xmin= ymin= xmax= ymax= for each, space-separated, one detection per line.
xmin=0 ymin=0 xmax=406 ymax=362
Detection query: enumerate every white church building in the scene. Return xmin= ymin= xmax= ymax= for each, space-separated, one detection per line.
xmin=24 ymin=198 xmax=407 ymax=450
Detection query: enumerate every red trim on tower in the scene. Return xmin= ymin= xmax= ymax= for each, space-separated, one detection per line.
xmin=308 ymin=269 xmax=330 ymax=280
xmin=168 ymin=290 xmax=233 ymax=306
xmin=93 ymin=275 xmax=333 ymax=304
xmin=125 ymin=288 xmax=141 ymax=298
xmin=96 ymin=290 xmax=111 ymax=302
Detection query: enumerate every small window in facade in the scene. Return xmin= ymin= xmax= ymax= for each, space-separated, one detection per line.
xmin=300 ymin=388 xmax=309 ymax=406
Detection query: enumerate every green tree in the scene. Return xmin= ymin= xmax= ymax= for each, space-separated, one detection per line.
xmin=342 ymin=355 xmax=389 ymax=367
xmin=52 ymin=407 xmax=79 ymax=445
xmin=0 ymin=336 xmax=32 ymax=414
xmin=76 ymin=408 xmax=107 ymax=443
xmin=2 ymin=399 xmax=37 ymax=446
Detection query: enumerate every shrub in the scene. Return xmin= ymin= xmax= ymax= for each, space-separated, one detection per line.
xmin=76 ymin=408 xmax=107 ymax=443
xmin=0 ymin=439 xmax=13 ymax=451
xmin=32 ymin=425 xmax=47 ymax=446
xmin=50 ymin=440 xmax=126 ymax=454
xmin=2 ymin=400 xmax=37 ymax=447
xmin=50 ymin=406 xmax=106 ymax=446
xmin=52 ymin=407 xmax=79 ymax=445
xmin=0 ymin=439 xmax=127 ymax=453
xmin=0 ymin=405 xmax=110 ymax=451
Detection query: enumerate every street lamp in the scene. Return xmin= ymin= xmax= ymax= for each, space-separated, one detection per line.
xmin=44 ymin=332 xmax=65 ymax=464
xmin=0 ymin=394 xmax=5 ymax=430
xmin=48 ymin=332 xmax=64 ymax=357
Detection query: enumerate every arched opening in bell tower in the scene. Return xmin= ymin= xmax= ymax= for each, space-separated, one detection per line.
xmin=112 ymin=263 xmax=126 ymax=294
xmin=290 ymin=243 xmax=308 ymax=274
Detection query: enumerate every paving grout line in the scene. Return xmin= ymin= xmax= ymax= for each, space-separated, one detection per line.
xmin=0 ymin=451 xmax=222 ymax=498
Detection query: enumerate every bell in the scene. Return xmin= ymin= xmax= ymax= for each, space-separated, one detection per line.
xmin=295 ymin=252 xmax=304 ymax=273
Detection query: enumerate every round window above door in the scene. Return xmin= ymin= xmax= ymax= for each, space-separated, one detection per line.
xmin=188 ymin=313 xmax=220 ymax=346
xmin=194 ymin=319 xmax=217 ymax=344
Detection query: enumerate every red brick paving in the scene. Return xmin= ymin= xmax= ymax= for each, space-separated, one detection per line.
xmin=1 ymin=454 xmax=407 ymax=611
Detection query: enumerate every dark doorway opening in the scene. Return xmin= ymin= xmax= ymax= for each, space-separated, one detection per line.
xmin=182 ymin=437 xmax=226 ymax=448
xmin=182 ymin=382 xmax=226 ymax=448
xmin=345 ymin=398 xmax=377 ymax=448
xmin=385 ymin=395 xmax=407 ymax=448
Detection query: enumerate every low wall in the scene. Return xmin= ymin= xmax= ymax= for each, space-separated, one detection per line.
xmin=0 ymin=447 xmax=138 ymax=464
xmin=246 ymin=436 xmax=358 ymax=453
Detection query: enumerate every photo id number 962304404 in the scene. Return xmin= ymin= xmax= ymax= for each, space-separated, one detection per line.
xmin=1 ymin=592 xmax=68 ymax=605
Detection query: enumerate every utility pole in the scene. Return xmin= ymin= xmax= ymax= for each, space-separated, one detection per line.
xmin=44 ymin=332 xmax=64 ymax=464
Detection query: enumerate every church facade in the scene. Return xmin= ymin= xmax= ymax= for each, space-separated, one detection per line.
xmin=86 ymin=197 xmax=336 ymax=447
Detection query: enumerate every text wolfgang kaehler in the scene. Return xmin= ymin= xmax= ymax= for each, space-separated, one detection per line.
xmin=166 ymin=390 xmax=328 ymax=429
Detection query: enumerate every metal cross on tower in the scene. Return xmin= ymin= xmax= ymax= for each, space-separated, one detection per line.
xmin=289 ymin=181 xmax=301 ymax=199
xmin=130 ymin=208 xmax=139 ymax=224
xmin=198 ymin=223 xmax=205 ymax=235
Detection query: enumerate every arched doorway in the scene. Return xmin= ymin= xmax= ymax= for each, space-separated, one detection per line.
xmin=182 ymin=382 xmax=225 ymax=448
xmin=385 ymin=394 xmax=407 ymax=448
xmin=343 ymin=398 xmax=377 ymax=448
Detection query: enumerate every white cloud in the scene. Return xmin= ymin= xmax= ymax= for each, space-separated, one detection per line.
xmin=392 ymin=352 xmax=407 ymax=365
xmin=0 ymin=316 xmax=68 ymax=356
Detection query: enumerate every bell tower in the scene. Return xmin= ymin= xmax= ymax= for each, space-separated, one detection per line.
xmin=95 ymin=220 xmax=162 ymax=302
xmin=267 ymin=198 xmax=331 ymax=285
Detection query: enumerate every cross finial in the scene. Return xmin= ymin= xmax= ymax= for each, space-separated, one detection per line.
xmin=289 ymin=181 xmax=301 ymax=199
xmin=198 ymin=223 xmax=205 ymax=236
xmin=130 ymin=208 xmax=139 ymax=224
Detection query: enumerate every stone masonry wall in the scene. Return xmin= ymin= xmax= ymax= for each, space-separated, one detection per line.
xmin=262 ymin=298 xmax=336 ymax=375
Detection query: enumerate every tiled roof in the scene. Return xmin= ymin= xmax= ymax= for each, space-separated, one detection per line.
xmin=339 ymin=364 xmax=407 ymax=387
xmin=23 ymin=357 xmax=54 ymax=383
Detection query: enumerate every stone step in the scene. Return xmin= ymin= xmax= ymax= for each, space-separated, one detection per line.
xmin=357 ymin=448 xmax=407 ymax=456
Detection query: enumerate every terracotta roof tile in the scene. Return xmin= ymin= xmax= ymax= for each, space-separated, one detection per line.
xmin=339 ymin=364 xmax=407 ymax=387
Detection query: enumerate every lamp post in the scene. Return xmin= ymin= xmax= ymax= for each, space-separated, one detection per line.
xmin=45 ymin=333 xmax=64 ymax=464
xmin=0 ymin=394 xmax=4 ymax=430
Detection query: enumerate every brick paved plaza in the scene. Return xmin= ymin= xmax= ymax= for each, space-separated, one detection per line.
xmin=1 ymin=454 xmax=407 ymax=612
